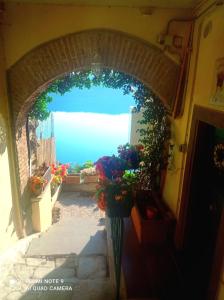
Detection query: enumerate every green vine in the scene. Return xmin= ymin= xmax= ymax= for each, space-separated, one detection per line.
xmin=30 ymin=69 xmax=169 ymax=190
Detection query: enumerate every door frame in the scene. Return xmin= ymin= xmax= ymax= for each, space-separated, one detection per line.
xmin=175 ymin=105 xmax=224 ymax=300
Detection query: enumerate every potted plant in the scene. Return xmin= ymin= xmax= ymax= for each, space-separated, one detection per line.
xmin=51 ymin=163 xmax=69 ymax=178
xmin=30 ymin=176 xmax=47 ymax=196
xmin=80 ymin=166 xmax=98 ymax=183
xmin=94 ymin=153 xmax=139 ymax=300
xmin=95 ymin=155 xmax=138 ymax=218
xmin=79 ymin=160 xmax=97 ymax=183
xmin=51 ymin=163 xmax=69 ymax=183
xmin=34 ymin=162 xmax=51 ymax=183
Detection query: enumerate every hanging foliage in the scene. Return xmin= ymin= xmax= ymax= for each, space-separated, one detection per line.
xmin=30 ymin=69 xmax=169 ymax=190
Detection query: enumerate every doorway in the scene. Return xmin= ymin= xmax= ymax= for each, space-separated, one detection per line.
xmin=176 ymin=106 xmax=224 ymax=300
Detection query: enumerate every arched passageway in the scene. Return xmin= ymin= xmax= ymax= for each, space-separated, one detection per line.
xmin=8 ymin=29 xmax=179 ymax=129
xmin=6 ymin=28 xmax=178 ymax=231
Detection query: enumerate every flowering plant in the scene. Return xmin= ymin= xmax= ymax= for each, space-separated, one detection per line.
xmin=95 ymin=155 xmax=127 ymax=180
xmin=96 ymin=171 xmax=138 ymax=210
xmin=117 ymin=143 xmax=144 ymax=170
xmin=67 ymin=161 xmax=94 ymax=174
xmin=51 ymin=175 xmax=62 ymax=195
xmin=52 ymin=175 xmax=62 ymax=185
xmin=80 ymin=166 xmax=96 ymax=176
xmin=80 ymin=166 xmax=97 ymax=182
xmin=30 ymin=176 xmax=47 ymax=196
xmin=51 ymin=163 xmax=69 ymax=180
xmin=95 ymin=153 xmax=138 ymax=216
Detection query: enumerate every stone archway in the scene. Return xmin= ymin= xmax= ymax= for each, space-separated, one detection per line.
xmin=7 ymin=29 xmax=179 ymax=129
xmin=6 ymin=29 xmax=179 ymax=231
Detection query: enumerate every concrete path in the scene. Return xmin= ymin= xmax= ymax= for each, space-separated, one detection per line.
xmin=0 ymin=192 xmax=114 ymax=300
xmin=26 ymin=192 xmax=107 ymax=256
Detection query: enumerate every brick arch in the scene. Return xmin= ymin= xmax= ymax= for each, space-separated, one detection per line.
xmin=7 ymin=29 xmax=179 ymax=219
xmin=7 ymin=29 xmax=179 ymax=129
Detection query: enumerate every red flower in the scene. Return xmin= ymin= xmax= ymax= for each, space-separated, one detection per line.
xmin=97 ymin=192 xmax=106 ymax=211
xmin=51 ymin=164 xmax=56 ymax=174
xmin=51 ymin=164 xmax=68 ymax=179
xmin=136 ymin=144 xmax=144 ymax=151
xmin=96 ymin=162 xmax=106 ymax=180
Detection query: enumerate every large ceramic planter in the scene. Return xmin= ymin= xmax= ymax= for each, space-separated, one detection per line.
xmin=131 ymin=194 xmax=175 ymax=245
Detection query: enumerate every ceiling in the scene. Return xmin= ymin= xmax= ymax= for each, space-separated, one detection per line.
xmin=3 ymin=0 xmax=204 ymax=9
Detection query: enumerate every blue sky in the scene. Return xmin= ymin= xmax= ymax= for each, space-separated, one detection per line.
xmin=47 ymin=86 xmax=135 ymax=164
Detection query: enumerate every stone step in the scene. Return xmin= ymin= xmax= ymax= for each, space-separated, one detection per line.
xmin=23 ymin=254 xmax=108 ymax=279
xmin=24 ymin=255 xmax=77 ymax=268
xmin=10 ymin=254 xmax=108 ymax=284
xmin=1 ymin=268 xmax=111 ymax=300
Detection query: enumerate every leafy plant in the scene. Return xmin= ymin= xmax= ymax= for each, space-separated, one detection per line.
xmin=29 ymin=93 xmax=52 ymax=121
xmin=51 ymin=164 xmax=69 ymax=179
xmin=30 ymin=176 xmax=47 ymax=196
xmin=95 ymin=156 xmax=139 ymax=212
xmin=122 ymin=170 xmax=138 ymax=185
xmin=67 ymin=161 xmax=95 ymax=174
xmin=82 ymin=160 xmax=94 ymax=169
xmin=51 ymin=175 xmax=62 ymax=195
xmin=68 ymin=163 xmax=83 ymax=174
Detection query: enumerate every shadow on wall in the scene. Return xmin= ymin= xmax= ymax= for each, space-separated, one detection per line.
xmin=21 ymin=183 xmax=33 ymax=236
xmin=6 ymin=208 xmax=16 ymax=238
xmin=0 ymin=114 xmax=7 ymax=155
xmin=0 ymin=114 xmax=19 ymax=246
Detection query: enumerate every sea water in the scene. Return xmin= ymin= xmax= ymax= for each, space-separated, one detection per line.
xmin=53 ymin=112 xmax=131 ymax=165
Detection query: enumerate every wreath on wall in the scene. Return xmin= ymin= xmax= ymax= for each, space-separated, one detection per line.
xmin=213 ymin=143 xmax=224 ymax=170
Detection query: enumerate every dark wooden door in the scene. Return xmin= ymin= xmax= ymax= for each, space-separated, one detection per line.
xmin=182 ymin=122 xmax=224 ymax=300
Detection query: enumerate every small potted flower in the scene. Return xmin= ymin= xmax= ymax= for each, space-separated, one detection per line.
xmin=51 ymin=163 xmax=69 ymax=181
xmin=79 ymin=161 xmax=97 ymax=183
xmin=95 ymin=155 xmax=137 ymax=218
xmin=30 ymin=176 xmax=47 ymax=196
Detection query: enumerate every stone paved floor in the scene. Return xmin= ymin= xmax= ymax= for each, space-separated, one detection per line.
xmin=0 ymin=192 xmax=114 ymax=300
xmin=55 ymin=191 xmax=104 ymax=220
